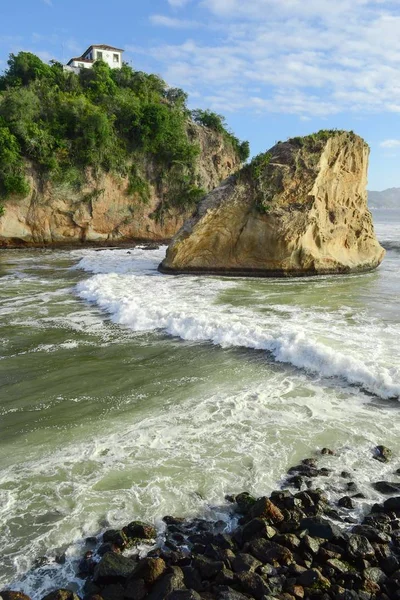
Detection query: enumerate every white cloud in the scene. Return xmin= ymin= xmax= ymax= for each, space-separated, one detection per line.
xmin=142 ymin=0 xmax=400 ymax=116
xmin=380 ymin=140 xmax=400 ymax=148
xmin=150 ymin=14 xmax=199 ymax=28
xmin=42 ymin=0 xmax=53 ymax=5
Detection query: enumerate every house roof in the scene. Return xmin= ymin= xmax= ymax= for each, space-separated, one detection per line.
xmin=67 ymin=57 xmax=94 ymax=65
xmin=83 ymin=44 xmax=124 ymax=55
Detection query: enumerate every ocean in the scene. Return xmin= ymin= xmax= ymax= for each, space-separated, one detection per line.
xmin=0 ymin=210 xmax=399 ymax=597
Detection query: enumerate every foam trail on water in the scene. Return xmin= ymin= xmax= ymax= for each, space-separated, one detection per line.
xmin=76 ymin=248 xmax=400 ymax=400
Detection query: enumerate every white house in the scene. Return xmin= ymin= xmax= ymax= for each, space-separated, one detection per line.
xmin=66 ymin=44 xmax=124 ymax=71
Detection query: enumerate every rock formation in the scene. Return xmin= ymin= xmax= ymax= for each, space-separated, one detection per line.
xmin=0 ymin=123 xmax=240 ymax=248
xmin=159 ymin=131 xmax=385 ymax=276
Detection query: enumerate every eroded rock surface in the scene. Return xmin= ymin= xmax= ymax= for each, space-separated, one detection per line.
xmin=0 ymin=124 xmax=240 ymax=248
xmin=160 ymin=131 xmax=384 ymax=276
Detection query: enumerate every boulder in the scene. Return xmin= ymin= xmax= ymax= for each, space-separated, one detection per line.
xmin=247 ymin=497 xmax=284 ymax=524
xmin=373 ymin=481 xmax=400 ymax=494
xmin=347 ymin=535 xmax=375 ymax=560
xmin=159 ymin=131 xmax=384 ymax=277
xmin=338 ymin=496 xmax=354 ymax=509
xmin=146 ymin=567 xmax=185 ymax=600
xmin=300 ymin=517 xmax=345 ymax=541
xmin=0 ymin=593 xmax=32 ymax=600
xmin=93 ymin=552 xmax=136 ymax=584
xmin=373 ymin=445 xmax=392 ymax=463
xmin=235 ymin=571 xmax=271 ymax=599
xmin=99 ymin=583 xmax=125 ymax=600
xmin=41 ymin=592 xmax=81 ymax=600
xmin=124 ymin=578 xmax=147 ymax=600
xmin=232 ymin=553 xmax=262 ymax=573
xmin=383 ymin=496 xmax=400 ymax=513
xmin=240 ymin=518 xmax=276 ymax=543
xmin=130 ymin=558 xmax=166 ymax=585
xmin=235 ymin=492 xmax=256 ymax=514
xmin=123 ymin=521 xmax=156 ymax=541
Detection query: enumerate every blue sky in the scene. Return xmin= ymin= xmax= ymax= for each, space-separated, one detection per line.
xmin=1 ymin=0 xmax=400 ymax=190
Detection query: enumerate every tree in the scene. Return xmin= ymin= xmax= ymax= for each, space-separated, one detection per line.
xmin=0 ymin=121 xmax=30 ymax=198
xmin=0 ymin=52 xmax=52 ymax=89
xmin=191 ymin=109 xmax=226 ymax=133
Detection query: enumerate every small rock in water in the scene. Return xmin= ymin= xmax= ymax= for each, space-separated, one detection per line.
xmin=373 ymin=481 xmax=400 ymax=494
xmin=321 ymin=448 xmax=335 ymax=455
xmin=338 ymin=496 xmax=354 ymax=509
xmin=346 ymin=482 xmax=358 ymax=493
xmin=373 ymin=445 xmax=392 ymax=463
xmin=33 ymin=556 xmax=50 ymax=569
xmin=235 ymin=492 xmax=256 ymax=514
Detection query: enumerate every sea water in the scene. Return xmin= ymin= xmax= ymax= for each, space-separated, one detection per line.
xmin=0 ymin=210 xmax=399 ymax=596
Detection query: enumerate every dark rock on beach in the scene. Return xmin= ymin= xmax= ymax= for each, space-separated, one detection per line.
xmin=373 ymin=445 xmax=392 ymax=463
xmin=9 ymin=445 xmax=400 ymax=600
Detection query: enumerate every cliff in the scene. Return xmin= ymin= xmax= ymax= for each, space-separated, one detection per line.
xmin=159 ymin=131 xmax=385 ymax=277
xmin=0 ymin=123 xmax=240 ymax=247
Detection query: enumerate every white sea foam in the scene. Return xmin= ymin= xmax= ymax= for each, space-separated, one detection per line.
xmin=2 ymin=377 xmax=398 ymax=599
xmin=76 ymin=248 xmax=400 ymax=400
xmin=2 ymin=234 xmax=400 ymax=597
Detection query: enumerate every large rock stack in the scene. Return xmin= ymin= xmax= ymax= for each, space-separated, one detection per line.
xmin=160 ymin=131 xmax=384 ymax=277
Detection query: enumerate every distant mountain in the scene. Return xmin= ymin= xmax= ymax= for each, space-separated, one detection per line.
xmin=368 ymin=188 xmax=400 ymax=209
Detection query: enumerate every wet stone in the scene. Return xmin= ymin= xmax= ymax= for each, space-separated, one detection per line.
xmin=123 ymin=521 xmax=156 ymax=541
xmin=236 ymin=571 xmax=271 ymax=599
xmin=248 ymin=497 xmax=284 ymax=524
xmin=217 ymin=588 xmax=250 ymax=600
xmin=41 ymin=592 xmax=81 ymax=600
xmin=0 ymin=593 xmax=32 ymax=600
xmin=232 ymin=553 xmax=262 ymax=573
xmin=99 ymin=583 xmax=125 ymax=600
xmin=102 ymin=530 xmax=128 ymax=549
xmin=363 ymin=566 xmax=387 ymax=584
xmin=124 ymin=578 xmax=147 ymax=600
xmin=93 ymin=552 xmax=136 ymax=584
xmin=165 ymin=591 xmax=202 ymax=600
xmin=373 ymin=481 xmax=400 ymax=494
xmin=235 ymin=492 xmax=256 ymax=514
xmin=130 ymin=558 xmax=166 ymax=585
xmin=338 ymin=496 xmax=354 ymax=510
xmin=373 ymin=445 xmax=392 ymax=463
xmin=300 ymin=517 xmax=344 ymax=541
xmin=347 ymin=535 xmax=375 ymax=560
xmin=146 ymin=567 xmax=184 ymax=600
xmin=352 ymin=525 xmax=391 ymax=544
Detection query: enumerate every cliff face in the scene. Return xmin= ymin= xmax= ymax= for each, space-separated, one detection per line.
xmin=160 ymin=131 xmax=385 ymax=276
xmin=0 ymin=123 xmax=240 ymax=247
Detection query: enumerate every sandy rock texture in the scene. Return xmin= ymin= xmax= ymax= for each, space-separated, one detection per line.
xmin=0 ymin=123 xmax=240 ymax=248
xmin=159 ymin=131 xmax=385 ymax=277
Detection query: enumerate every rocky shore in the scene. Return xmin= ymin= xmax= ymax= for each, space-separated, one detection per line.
xmin=3 ymin=446 xmax=400 ymax=600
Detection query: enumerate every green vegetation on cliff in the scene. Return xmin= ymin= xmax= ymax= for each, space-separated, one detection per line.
xmin=0 ymin=52 xmax=249 ymax=215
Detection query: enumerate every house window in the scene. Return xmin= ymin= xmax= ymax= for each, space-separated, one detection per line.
xmin=113 ymin=53 xmax=119 ymax=63
xmin=97 ymin=51 xmax=103 ymax=60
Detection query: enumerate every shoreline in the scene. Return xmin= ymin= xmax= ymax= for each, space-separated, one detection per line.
xmin=0 ymin=239 xmax=171 ymax=251
xmin=3 ymin=445 xmax=400 ymax=600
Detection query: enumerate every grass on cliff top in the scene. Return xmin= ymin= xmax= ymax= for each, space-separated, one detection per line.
xmin=0 ymin=52 xmax=249 ymax=216
xmin=288 ymin=129 xmax=358 ymax=148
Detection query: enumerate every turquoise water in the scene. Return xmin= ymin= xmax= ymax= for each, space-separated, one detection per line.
xmin=0 ymin=211 xmax=399 ymax=597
